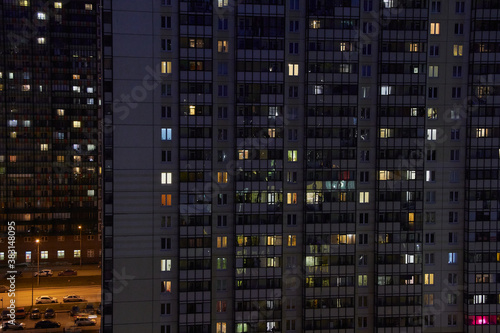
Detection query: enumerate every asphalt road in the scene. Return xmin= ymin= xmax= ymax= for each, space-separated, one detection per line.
xmin=11 ymin=285 xmax=101 ymax=307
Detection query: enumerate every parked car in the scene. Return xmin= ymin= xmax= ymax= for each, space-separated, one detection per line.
xmin=2 ymin=321 xmax=25 ymax=330
xmin=58 ymin=269 xmax=77 ymax=276
xmin=35 ymin=295 xmax=58 ymax=304
xmin=34 ymin=320 xmax=61 ymax=329
xmin=3 ymin=271 xmax=22 ymax=279
xmin=63 ymin=295 xmax=85 ymax=302
xmin=30 ymin=308 xmax=41 ymax=319
xmin=44 ymin=308 xmax=55 ymax=319
xmin=34 ymin=269 xmax=53 ymax=277
xmin=0 ymin=285 xmax=9 ymax=292
xmin=75 ymin=316 xmax=96 ymax=326
xmin=15 ymin=308 xmax=26 ymax=319
xmin=70 ymin=306 xmax=81 ymax=316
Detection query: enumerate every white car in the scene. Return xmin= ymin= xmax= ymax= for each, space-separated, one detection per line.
xmin=36 ymin=295 xmax=58 ymax=304
xmin=34 ymin=269 xmax=53 ymax=277
xmin=75 ymin=316 xmax=96 ymax=326
xmin=63 ymin=295 xmax=85 ymax=302
xmin=2 ymin=321 xmax=25 ymax=330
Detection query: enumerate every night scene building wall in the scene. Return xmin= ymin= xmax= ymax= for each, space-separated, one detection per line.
xmin=102 ymin=0 xmax=500 ymax=332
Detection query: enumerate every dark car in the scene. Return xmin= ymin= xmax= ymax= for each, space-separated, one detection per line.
xmin=3 ymin=271 xmax=23 ymax=279
xmin=1 ymin=321 xmax=25 ymax=330
xmin=30 ymin=308 xmax=41 ymax=319
xmin=70 ymin=306 xmax=81 ymax=316
xmin=44 ymin=308 xmax=55 ymax=319
xmin=58 ymin=269 xmax=77 ymax=276
xmin=34 ymin=320 xmax=61 ymax=329
xmin=15 ymin=308 xmax=26 ymax=319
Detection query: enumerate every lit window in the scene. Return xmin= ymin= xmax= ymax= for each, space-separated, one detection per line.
xmin=409 ymin=43 xmax=419 ymax=52
xmin=310 ymin=20 xmax=321 ymax=29
xmin=74 ymin=250 xmax=81 ymax=258
xmin=216 ymin=322 xmax=227 ymax=333
xmin=340 ymin=42 xmax=348 ymax=51
xmin=287 ymin=235 xmax=297 ymax=246
xmin=217 ymin=172 xmax=228 ymax=183
xmin=37 ymin=12 xmax=46 ymax=20
xmin=383 ymin=0 xmax=395 ymax=7
xmin=161 ymin=61 xmax=172 ymax=74
xmin=381 ymin=86 xmax=393 ymax=95
xmin=57 ymin=109 xmax=64 ymax=116
xmin=475 ymin=128 xmax=490 ymax=138
xmin=314 ymin=85 xmax=323 ymax=95
xmin=161 ymin=172 xmax=172 ymax=185
xmin=217 ymin=257 xmax=227 ymax=270
xmin=87 ymin=87 xmax=94 ymax=93
xmin=358 ymin=274 xmax=368 ymax=286
xmin=9 ymin=156 xmax=17 ymax=163
xmin=238 ymin=149 xmax=249 ymax=160
xmin=85 ymin=3 xmax=92 ymax=10
xmin=448 ymin=252 xmax=457 ymax=264
xmin=73 ymin=121 xmax=81 ymax=128
xmin=161 ymin=128 xmax=172 ymax=141
xmin=19 ymin=0 xmax=29 ymax=6
xmin=425 ymin=273 xmax=434 ymax=285
xmin=427 ymin=108 xmax=438 ymax=119
xmin=57 ymin=250 xmax=64 ymax=258
xmin=359 ymin=192 xmax=369 ymax=203
xmin=217 ymin=237 xmax=227 ymax=248
xmin=161 ymin=280 xmax=171 ymax=293
xmin=428 ymin=65 xmax=439 ymax=77
xmin=287 ymin=150 xmax=298 ymax=162
xmin=54 ymin=2 xmax=62 ymax=8
xmin=427 ymin=129 xmax=437 ymax=141
xmin=37 ymin=37 xmax=45 ymax=44
xmin=288 ymin=64 xmax=299 ymax=76
xmin=40 ymin=144 xmax=48 ymax=151
xmin=430 ymin=22 xmax=440 ymax=34
xmin=40 ymin=251 xmax=48 ymax=259
xmin=453 ymin=44 xmax=463 ymax=56
xmin=161 ymin=194 xmax=172 ymax=206
xmin=287 ymin=193 xmax=298 ymax=204
xmin=10 ymin=132 xmax=17 ymax=139
xmin=216 ymin=301 xmax=227 ymax=312
xmin=0 ymin=253 xmax=4 ymax=260
xmin=21 ymin=85 xmax=30 ymax=91
xmin=218 ymin=0 xmax=228 ymax=7
xmin=189 ymin=105 xmax=196 ymax=115
xmin=161 ymin=259 xmax=171 ymax=271
xmin=218 ymin=40 xmax=229 ymax=53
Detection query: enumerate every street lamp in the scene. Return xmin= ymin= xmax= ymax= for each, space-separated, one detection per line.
xmin=78 ymin=226 xmax=82 ymax=266
xmin=35 ymin=239 xmax=40 ymax=286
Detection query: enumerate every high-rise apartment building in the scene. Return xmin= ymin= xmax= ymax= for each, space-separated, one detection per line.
xmin=103 ymin=0 xmax=500 ymax=332
xmin=0 ymin=0 xmax=101 ymax=264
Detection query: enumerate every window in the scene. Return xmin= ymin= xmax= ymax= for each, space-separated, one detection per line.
xmin=424 ymin=294 xmax=434 ymax=306
xmin=161 ymin=303 xmax=171 ymax=315
xmin=289 ymin=42 xmax=299 ymax=54
xmin=37 ymin=12 xmax=46 ymax=20
xmin=161 ymin=16 xmax=171 ymax=28
xmin=40 ymin=251 xmax=48 ymax=259
xmin=288 ymin=64 xmax=299 ymax=76
xmin=217 ymin=0 xmax=228 ymax=7
xmin=361 ymin=65 xmax=371 ymax=77
xmin=453 ymin=44 xmax=463 ymax=56
xmin=161 ymin=172 xmax=172 ymax=185
xmin=290 ymin=0 xmax=299 ymax=9
xmin=449 ymin=232 xmax=458 ymax=244
xmin=289 ymin=86 xmax=298 ymax=97
xmin=287 ymin=235 xmax=297 ymax=247
xmin=363 ymin=22 xmax=374 ymax=33
xmin=218 ymin=106 xmax=228 ymax=119
xmin=430 ymin=1 xmax=441 ymax=12
xmin=358 ymin=234 xmax=368 ymax=245
xmin=452 ymin=87 xmax=461 ymax=98
xmin=218 ymin=129 xmax=228 ymax=141
xmin=161 ymin=238 xmax=171 ymax=250
xmin=450 ymin=149 xmax=460 ymax=161
xmin=360 ymin=171 xmax=369 ymax=183
xmin=217 ymin=215 xmax=227 ymax=227
xmin=448 ymin=314 xmax=457 ymax=326
xmin=361 ymin=150 xmax=370 ymax=162
xmin=218 ymin=62 xmax=228 ymax=76
xmin=161 ymin=280 xmax=171 ymax=293
xmin=216 ymin=258 xmax=227 ymax=270
xmin=447 ymin=293 xmax=458 ymax=304
xmin=452 ymin=66 xmax=462 ymax=78
xmin=74 ymin=250 xmax=81 ymax=258
xmin=428 ymin=66 xmax=439 ymax=77
xmin=381 ymin=86 xmax=393 ymax=95
xmin=217 ymin=237 xmax=227 ymax=248
xmin=85 ymin=3 xmax=92 ymax=10
xmin=290 ymin=20 xmax=300 ymax=32
xmin=161 ymin=194 xmax=172 ymax=206
xmin=451 ymin=129 xmax=460 ymax=140
xmin=359 ymin=192 xmax=369 ymax=204
xmin=430 ymin=23 xmax=440 ymax=34
xmin=449 ymin=191 xmax=459 ymax=202
xmin=37 ymin=37 xmax=46 ymax=44
xmin=218 ymin=18 xmax=228 ymax=30
xmin=54 ymin=2 xmax=62 ymax=8
xmin=287 ymin=214 xmax=297 ymax=226
xmin=455 ymin=23 xmax=464 ymax=35
xmin=161 ymin=259 xmax=171 ymax=271
xmin=425 ymin=315 xmax=435 ymax=327
xmin=449 ymin=211 xmax=458 ymax=224
xmin=425 ymin=233 xmax=435 ymax=244
xmin=426 ymin=170 xmax=435 ymax=182
xmin=217 ymin=172 xmax=228 ymax=183
xmin=425 ymin=273 xmax=434 ymax=285
xmin=448 ymin=252 xmax=457 ymax=264
xmin=216 ymin=279 xmax=227 ymax=291
xmin=216 ymin=301 xmax=227 ymax=312
xmin=360 ymin=108 xmax=370 ymax=119
xmin=161 ymin=150 xmax=172 ymax=162
xmin=309 ymin=20 xmax=319 ymax=29
xmin=161 ymin=61 xmax=172 ymax=74
xmin=427 ymin=129 xmax=437 ymax=141
xmin=455 ymin=1 xmax=465 ymax=13
xmin=428 ymin=87 xmax=438 ymax=99
xmin=363 ymin=0 xmax=373 ymax=11
xmin=425 ymin=253 xmax=435 ymax=264
xmin=358 ymin=274 xmax=368 ymax=286
xmin=161 ymin=128 xmax=172 ymax=141
xmin=217 ymin=40 xmax=228 ymax=53
xmin=287 ymin=193 xmax=298 ymax=205
xmin=362 ymin=43 xmax=372 ymax=55
xmin=429 ymin=45 xmax=439 ymax=56
xmin=427 ymin=108 xmax=438 ymax=119
xmin=217 ymin=194 xmax=227 ymax=205
xmin=448 ymin=273 xmax=458 ymax=285
xmin=287 ymin=150 xmax=298 ymax=162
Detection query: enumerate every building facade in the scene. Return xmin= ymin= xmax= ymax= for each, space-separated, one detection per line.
xmin=103 ymin=0 xmax=500 ymax=332
xmin=0 ymin=0 xmax=102 ymax=265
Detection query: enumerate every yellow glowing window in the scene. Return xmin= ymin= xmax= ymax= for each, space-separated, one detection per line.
xmin=85 ymin=3 xmax=92 ymax=10
xmin=287 ymin=193 xmax=298 ymax=204
xmin=162 ymin=280 xmax=171 ymax=292
xmin=430 ymin=22 xmax=440 ymax=34
xmin=218 ymin=40 xmax=228 ymax=53
xmin=73 ymin=74 xmax=80 ymax=80
xmin=217 ymin=172 xmax=228 ymax=183
xmin=425 ymin=273 xmax=434 ymax=285
xmin=476 ymin=128 xmax=490 ymax=138
xmin=217 ymin=237 xmax=228 ymax=248
xmin=9 ymin=156 xmax=17 ymax=163
xmin=359 ymin=192 xmax=369 ymax=203
xmin=409 ymin=43 xmax=419 ymax=52
xmin=238 ymin=149 xmax=249 ymax=160
xmin=22 ymin=85 xmax=30 ymax=91
xmin=218 ymin=0 xmax=228 ymax=7
xmin=37 ymin=37 xmax=45 ymax=44
xmin=268 ymin=128 xmax=276 ymax=138
xmin=189 ymin=105 xmax=196 ymax=115
xmin=453 ymin=44 xmax=463 ymax=56
xmin=54 ymin=2 xmax=62 ymax=8
xmin=73 ymin=121 xmax=81 ymax=128
xmin=40 ymin=144 xmax=48 ymax=151
xmin=288 ymin=150 xmax=298 ymax=162
xmin=161 ymin=194 xmax=172 ymax=206
xmin=57 ymin=109 xmax=64 ymax=116
xmin=408 ymin=213 xmax=415 ymax=222
xmin=287 ymin=235 xmax=297 ymax=246
xmin=161 ymin=61 xmax=172 ymax=74
xmin=310 ymin=20 xmax=321 ymax=29
xmin=19 ymin=0 xmax=29 ymax=6
xmin=216 ymin=322 xmax=227 ymax=333
xmin=57 ymin=156 xmax=64 ymax=162
xmin=288 ymin=64 xmax=299 ymax=76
